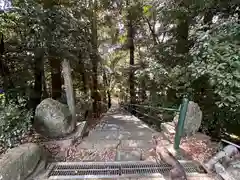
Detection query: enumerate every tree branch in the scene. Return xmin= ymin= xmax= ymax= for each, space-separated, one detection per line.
xmin=143 ymin=16 xmax=160 ymax=45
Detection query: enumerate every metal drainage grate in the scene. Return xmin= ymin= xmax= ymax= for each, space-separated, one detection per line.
xmin=48 ymin=161 xmax=207 ymax=179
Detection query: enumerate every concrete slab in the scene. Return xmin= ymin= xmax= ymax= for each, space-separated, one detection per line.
xmin=93 ymin=140 xmax=120 ymax=149
xmin=100 ymin=123 xmax=124 ymax=130
xmin=88 ymin=130 xmax=120 ymax=140
xmin=76 ymin=140 xmax=95 ymax=149
xmin=73 ymin=148 xmax=117 ymax=162
xmin=119 ymin=140 xmax=154 ymax=150
xmin=87 ymin=130 xmax=161 ymax=140
xmin=115 ymin=149 xmax=142 ymax=161
xmin=77 ymin=139 xmax=120 ymax=149
xmin=118 ymin=130 xmax=156 ymax=140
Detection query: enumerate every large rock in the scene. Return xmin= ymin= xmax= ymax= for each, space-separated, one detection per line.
xmin=226 ymin=160 xmax=240 ymax=180
xmin=174 ymin=101 xmax=202 ymax=136
xmin=34 ymin=98 xmax=75 ymax=138
xmin=0 ymin=143 xmax=46 ymax=180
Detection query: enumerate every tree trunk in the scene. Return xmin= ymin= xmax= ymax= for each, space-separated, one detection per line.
xmin=140 ymin=78 xmax=146 ymax=103
xmin=203 ymin=9 xmax=215 ymax=31
xmin=90 ymin=0 xmax=100 ymax=117
xmin=102 ymin=69 xmax=107 ymax=105
xmin=49 ymin=58 xmax=62 ymax=100
xmin=62 ymin=59 xmax=76 ymax=128
xmin=0 ymin=55 xmax=13 ymax=91
xmin=103 ymin=69 xmax=111 ymax=109
xmin=107 ymin=90 xmax=111 ymax=108
xmin=138 ymin=50 xmax=147 ymax=103
xmin=78 ymin=57 xmax=89 ymax=94
xmin=176 ymin=13 xmax=189 ymax=55
xmin=145 ymin=7 xmax=159 ymax=46
xmin=42 ymin=68 xmax=49 ymax=99
xmin=0 ymin=33 xmax=15 ymax=103
xmin=127 ymin=0 xmax=135 ymax=107
xmin=28 ymin=48 xmax=44 ymax=110
xmin=203 ymin=10 xmax=214 ymax=25
xmin=42 ymin=0 xmax=62 ymax=100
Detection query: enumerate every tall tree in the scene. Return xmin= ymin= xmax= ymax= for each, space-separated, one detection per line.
xmin=90 ymin=0 xmax=101 ymax=117
xmin=0 ymin=34 xmax=11 ymax=91
xmin=127 ymin=0 xmax=136 ymax=106
xmin=175 ymin=3 xmax=189 ymax=55
xmin=28 ymin=48 xmax=44 ymax=110
xmin=49 ymin=57 xmax=62 ymax=99
xmin=43 ymin=0 xmax=62 ymax=100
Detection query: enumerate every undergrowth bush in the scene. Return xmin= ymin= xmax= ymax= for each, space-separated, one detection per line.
xmin=0 ymin=97 xmax=33 ymax=149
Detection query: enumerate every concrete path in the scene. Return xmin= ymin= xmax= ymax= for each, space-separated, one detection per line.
xmin=76 ymin=103 xmax=171 ymax=162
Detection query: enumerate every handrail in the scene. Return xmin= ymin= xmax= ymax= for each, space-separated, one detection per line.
xmin=221 ymin=139 xmax=240 ymax=149
xmin=125 ymin=103 xmax=180 ymax=112
xmin=122 ymin=98 xmax=189 ymax=150
xmin=126 ymin=105 xmax=163 ymax=122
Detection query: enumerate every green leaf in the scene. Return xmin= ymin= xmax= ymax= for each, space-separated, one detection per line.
xmin=119 ymin=35 xmax=127 ymax=44
xmin=234 ymin=81 xmax=240 ymax=88
xmin=143 ymin=5 xmax=152 ymax=16
xmin=226 ymin=96 xmax=236 ymax=102
xmin=235 ymin=94 xmax=240 ymax=100
xmin=233 ymin=70 xmax=240 ymax=79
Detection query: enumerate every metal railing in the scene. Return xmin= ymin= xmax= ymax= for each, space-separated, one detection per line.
xmin=125 ymin=104 xmax=165 ymax=122
xmin=122 ymin=98 xmax=189 ymax=150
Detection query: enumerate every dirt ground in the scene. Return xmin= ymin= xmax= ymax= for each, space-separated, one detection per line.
xmin=164 ymin=132 xmax=219 ymax=164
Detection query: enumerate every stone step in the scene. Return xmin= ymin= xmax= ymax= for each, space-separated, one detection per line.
xmin=87 ymin=130 xmax=161 ymax=140
xmin=115 ymin=149 xmax=142 ymax=161
xmin=119 ymin=140 xmax=155 ymax=149
xmin=78 ymin=138 xmax=170 ymax=151
xmin=69 ymin=148 xmax=154 ymax=162
xmin=78 ymin=139 xmax=156 ymax=150
xmin=96 ymin=121 xmax=156 ymax=131
xmin=77 ymin=139 xmax=120 ymax=149
xmin=72 ymin=147 xmax=161 ymax=162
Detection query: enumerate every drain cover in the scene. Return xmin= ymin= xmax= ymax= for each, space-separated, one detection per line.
xmin=48 ymin=161 xmax=206 ymax=179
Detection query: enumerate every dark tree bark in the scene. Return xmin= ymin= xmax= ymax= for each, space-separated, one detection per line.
xmin=49 ymin=58 xmax=62 ymax=100
xmin=203 ymin=10 xmax=214 ymax=25
xmin=0 ymin=33 xmax=15 ymax=102
xmin=103 ymin=69 xmax=111 ymax=109
xmin=78 ymin=56 xmax=89 ymax=94
xmin=144 ymin=12 xmax=159 ymax=46
xmin=102 ymin=69 xmax=108 ymax=105
xmin=107 ymin=90 xmax=111 ymax=108
xmin=28 ymin=48 xmax=44 ymax=110
xmin=140 ymin=78 xmax=146 ymax=103
xmin=90 ymin=0 xmax=100 ymax=117
xmin=42 ymin=0 xmax=62 ymax=100
xmin=42 ymin=69 xmax=49 ymax=99
xmin=138 ymin=49 xmax=147 ymax=103
xmin=202 ymin=8 xmax=216 ymax=31
xmin=127 ymin=0 xmax=136 ymax=107
xmin=176 ymin=13 xmax=189 ymax=55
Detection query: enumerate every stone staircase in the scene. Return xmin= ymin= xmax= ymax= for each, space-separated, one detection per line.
xmin=33 ymin=106 xmax=219 ymax=180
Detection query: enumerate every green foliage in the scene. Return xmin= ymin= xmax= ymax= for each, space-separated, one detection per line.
xmin=190 ymin=20 xmax=240 ymax=109
xmin=143 ymin=5 xmax=152 ymax=17
xmin=0 ymin=99 xmax=33 ymax=148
